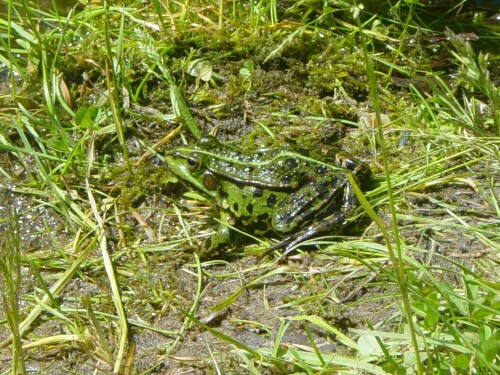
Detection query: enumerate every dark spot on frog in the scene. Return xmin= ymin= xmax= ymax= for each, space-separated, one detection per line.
xmin=246 ymin=203 xmax=254 ymax=214
xmin=253 ymin=152 xmax=263 ymax=160
xmin=197 ymin=136 xmax=213 ymax=148
xmin=315 ymin=165 xmax=328 ymax=175
xmin=281 ymin=174 xmax=292 ymax=184
xmin=258 ymin=212 xmax=269 ymax=221
xmin=285 ymin=158 xmax=298 ymax=169
xmin=233 ymin=202 xmax=239 ymax=212
xmin=249 ymin=213 xmax=270 ymax=232
xmin=331 ymin=174 xmax=348 ymax=188
xmin=252 ymin=223 xmax=268 ymax=232
xmin=267 ymin=193 xmax=277 ymax=207
xmin=317 ymin=180 xmax=331 ymax=194
xmin=318 ymin=189 xmax=332 ymax=201
xmin=253 ymin=187 xmax=263 ymax=197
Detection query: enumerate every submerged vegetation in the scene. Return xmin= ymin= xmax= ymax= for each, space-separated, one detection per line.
xmin=0 ymin=0 xmax=499 ymax=374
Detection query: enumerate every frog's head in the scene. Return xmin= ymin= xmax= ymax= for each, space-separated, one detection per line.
xmin=165 ymin=148 xmax=220 ymax=198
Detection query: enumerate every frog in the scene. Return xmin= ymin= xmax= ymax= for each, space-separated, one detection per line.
xmin=165 ymin=134 xmax=370 ymax=259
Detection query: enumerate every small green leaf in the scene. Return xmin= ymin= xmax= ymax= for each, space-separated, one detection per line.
xmin=480 ymin=328 xmax=499 ymax=363
xmin=239 ymin=60 xmax=254 ymax=77
xmin=75 ymin=106 xmax=99 ymax=128
xmin=451 ymin=353 xmax=471 ymax=369
xmin=423 ymin=309 xmax=439 ymax=328
xmin=47 ymin=136 xmax=68 ymax=153
xmin=187 ymin=59 xmax=213 ymax=82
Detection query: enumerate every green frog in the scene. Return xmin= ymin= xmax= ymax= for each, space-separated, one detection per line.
xmin=165 ymin=135 xmax=369 ymax=259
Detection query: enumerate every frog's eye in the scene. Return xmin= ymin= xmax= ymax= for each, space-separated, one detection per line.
xmin=335 ymin=153 xmax=370 ymax=176
xmin=186 ymin=154 xmax=202 ymax=171
xmin=335 ymin=153 xmax=358 ymax=171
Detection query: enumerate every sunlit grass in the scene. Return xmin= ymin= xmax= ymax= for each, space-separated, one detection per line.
xmin=0 ymin=0 xmax=498 ymax=373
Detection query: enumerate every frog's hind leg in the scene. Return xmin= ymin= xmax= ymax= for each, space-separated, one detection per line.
xmin=257 ymin=175 xmax=361 ymax=262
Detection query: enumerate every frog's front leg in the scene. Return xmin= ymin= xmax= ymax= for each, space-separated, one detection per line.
xmin=198 ymin=210 xmax=234 ymax=259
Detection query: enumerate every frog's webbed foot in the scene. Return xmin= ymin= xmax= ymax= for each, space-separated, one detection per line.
xmin=256 ymin=212 xmax=347 ymax=262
